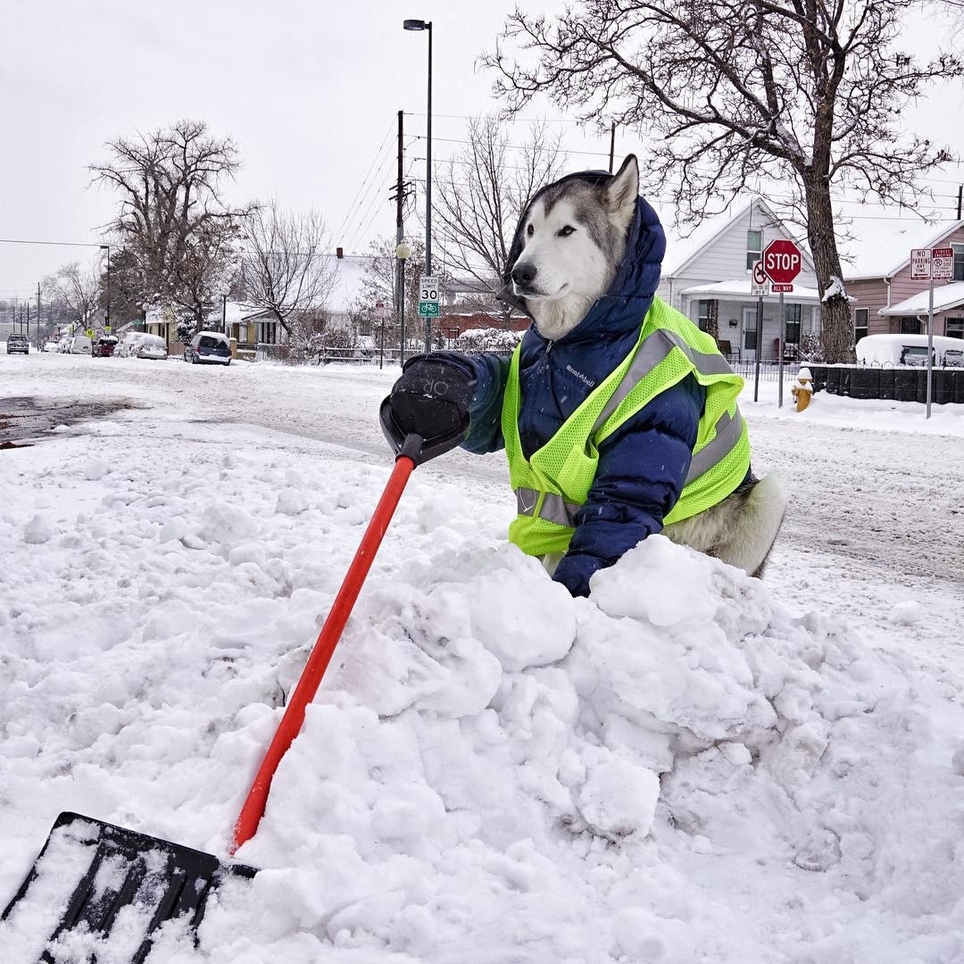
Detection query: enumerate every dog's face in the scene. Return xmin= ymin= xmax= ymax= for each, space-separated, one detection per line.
xmin=508 ymin=155 xmax=639 ymax=341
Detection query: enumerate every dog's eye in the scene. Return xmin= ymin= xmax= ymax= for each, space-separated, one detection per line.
xmin=557 ymin=225 xmax=576 ymax=238
xmin=526 ymin=224 xmax=534 ymax=237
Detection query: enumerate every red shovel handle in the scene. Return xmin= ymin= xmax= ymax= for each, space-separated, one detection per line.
xmin=232 ymin=454 xmax=416 ymax=852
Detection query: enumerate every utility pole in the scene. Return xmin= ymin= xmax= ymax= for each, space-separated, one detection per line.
xmin=389 ymin=109 xmax=408 ymax=364
xmin=37 ymin=282 xmax=41 ymax=349
xmin=608 ymin=122 xmax=617 ymax=174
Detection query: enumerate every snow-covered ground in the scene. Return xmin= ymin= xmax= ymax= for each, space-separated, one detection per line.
xmin=1 ymin=351 xmax=963 ymax=963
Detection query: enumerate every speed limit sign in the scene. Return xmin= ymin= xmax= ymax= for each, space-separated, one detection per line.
xmin=419 ymin=276 xmax=439 ymax=302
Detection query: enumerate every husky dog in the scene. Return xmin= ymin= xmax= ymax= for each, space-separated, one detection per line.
xmin=506 ymin=155 xmax=787 ymax=578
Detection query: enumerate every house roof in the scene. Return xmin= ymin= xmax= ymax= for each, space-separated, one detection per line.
xmin=878 ymin=281 xmax=964 ymax=316
xmin=836 ymin=210 xmax=964 ymax=280
xmin=680 ymin=279 xmax=822 ymax=303
xmin=661 ymin=196 xmax=809 ymax=276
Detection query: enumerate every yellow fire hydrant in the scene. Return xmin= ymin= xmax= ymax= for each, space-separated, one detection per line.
xmin=790 ymin=366 xmax=814 ymax=412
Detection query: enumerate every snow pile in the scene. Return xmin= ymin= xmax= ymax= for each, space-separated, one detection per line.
xmin=2 ymin=403 xmax=962 ymax=964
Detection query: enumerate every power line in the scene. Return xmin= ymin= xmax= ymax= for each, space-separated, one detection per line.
xmin=0 ymin=238 xmax=106 ymax=248
xmin=331 ymin=118 xmax=398 ymax=244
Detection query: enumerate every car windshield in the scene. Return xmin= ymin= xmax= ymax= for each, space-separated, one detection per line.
xmin=199 ymin=336 xmax=227 ymax=348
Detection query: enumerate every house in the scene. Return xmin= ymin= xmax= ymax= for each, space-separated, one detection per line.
xmin=657 ymin=198 xmax=821 ymax=362
xmin=840 ymin=217 xmax=964 ymax=341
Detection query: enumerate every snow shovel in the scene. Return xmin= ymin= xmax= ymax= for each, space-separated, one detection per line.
xmin=1 ymin=407 xmax=467 ymax=962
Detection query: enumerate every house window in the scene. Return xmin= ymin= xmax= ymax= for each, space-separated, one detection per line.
xmin=784 ymin=304 xmax=801 ymax=343
xmin=854 ymin=308 xmax=869 ymax=343
xmin=946 ymin=316 xmax=964 ymax=339
xmin=899 ymin=317 xmax=922 ymax=334
xmin=953 ymin=244 xmax=964 ymax=282
xmin=697 ymin=300 xmax=712 ymax=332
xmin=746 ymin=230 xmax=763 ymax=271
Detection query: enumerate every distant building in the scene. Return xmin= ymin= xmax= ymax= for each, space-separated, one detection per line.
xmin=840 ymin=217 xmax=964 ymax=340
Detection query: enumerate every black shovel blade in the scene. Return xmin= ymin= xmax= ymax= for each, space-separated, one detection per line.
xmin=1 ymin=811 xmax=256 ymax=964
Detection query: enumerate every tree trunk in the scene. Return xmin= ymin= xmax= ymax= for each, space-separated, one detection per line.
xmin=803 ymin=180 xmax=855 ymax=363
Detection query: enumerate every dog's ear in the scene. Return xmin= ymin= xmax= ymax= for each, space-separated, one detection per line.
xmin=603 ymin=155 xmax=639 ymax=229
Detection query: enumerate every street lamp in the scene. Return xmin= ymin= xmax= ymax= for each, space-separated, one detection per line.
xmin=403 ymin=17 xmax=433 ymax=353
xmin=396 ymin=241 xmax=412 ymax=366
xmin=100 ymin=244 xmax=110 ymax=331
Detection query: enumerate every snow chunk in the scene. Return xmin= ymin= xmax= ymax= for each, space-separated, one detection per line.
xmin=889 ymin=600 xmax=923 ymax=625
xmin=575 ymin=751 xmax=661 ymax=837
xmin=275 ymin=487 xmax=309 ymax=516
xmin=23 ymin=513 xmax=55 ymax=544
xmin=591 ymin=535 xmax=720 ymax=626
xmin=467 ymin=564 xmax=577 ymax=672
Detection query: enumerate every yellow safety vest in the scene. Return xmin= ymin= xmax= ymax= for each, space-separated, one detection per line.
xmin=502 ymin=297 xmax=751 ymax=557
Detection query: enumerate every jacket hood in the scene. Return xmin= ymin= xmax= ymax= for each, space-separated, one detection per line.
xmin=497 ymin=170 xmax=667 ymax=343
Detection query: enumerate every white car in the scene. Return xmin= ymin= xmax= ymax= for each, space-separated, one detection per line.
xmin=42 ymin=341 xmax=60 ymax=353
xmin=132 ymin=334 xmax=169 ymax=360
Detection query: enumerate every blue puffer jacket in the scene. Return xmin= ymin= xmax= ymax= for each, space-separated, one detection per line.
xmin=438 ymin=193 xmax=705 ymax=597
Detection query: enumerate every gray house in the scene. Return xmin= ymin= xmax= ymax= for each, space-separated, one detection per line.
xmin=657 ymin=198 xmax=821 ymax=362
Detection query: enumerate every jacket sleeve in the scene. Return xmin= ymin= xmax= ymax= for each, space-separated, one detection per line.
xmin=552 ymin=375 xmax=705 ymax=597
xmin=427 ymin=351 xmax=511 ymax=454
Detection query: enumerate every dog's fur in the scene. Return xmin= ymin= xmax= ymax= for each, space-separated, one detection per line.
xmin=508 ymin=155 xmax=787 ymax=577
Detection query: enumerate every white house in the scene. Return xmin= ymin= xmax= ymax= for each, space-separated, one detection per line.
xmin=657 ymin=198 xmax=821 ymax=362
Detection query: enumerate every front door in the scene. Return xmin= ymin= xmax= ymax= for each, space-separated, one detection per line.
xmin=742 ymin=307 xmax=759 ymax=361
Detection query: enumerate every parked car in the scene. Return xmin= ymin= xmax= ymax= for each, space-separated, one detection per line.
xmin=58 ymin=337 xmax=73 ymax=353
xmin=42 ymin=341 xmax=60 ymax=353
xmin=68 ymin=335 xmax=92 ymax=355
xmin=132 ymin=334 xmax=169 ymax=360
xmin=856 ymin=333 xmax=964 ymax=367
xmin=6 ymin=334 xmax=29 ymax=354
xmin=115 ymin=333 xmax=143 ymax=357
xmin=184 ymin=330 xmax=232 ymax=365
xmin=92 ymin=335 xmax=119 ymax=357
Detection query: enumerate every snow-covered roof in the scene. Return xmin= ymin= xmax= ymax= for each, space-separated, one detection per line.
xmin=679 ymin=278 xmax=822 ymax=303
xmin=328 ymin=256 xmax=369 ymax=313
xmin=661 ymin=196 xmax=805 ymax=276
xmin=878 ymin=281 xmax=964 ymax=316
xmin=836 ymin=210 xmax=964 ymax=280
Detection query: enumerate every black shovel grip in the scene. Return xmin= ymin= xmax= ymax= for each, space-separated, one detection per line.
xmin=379 ymin=396 xmax=469 ymax=465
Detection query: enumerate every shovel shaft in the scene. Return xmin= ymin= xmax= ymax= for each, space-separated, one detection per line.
xmin=232 ymin=455 xmax=416 ymax=852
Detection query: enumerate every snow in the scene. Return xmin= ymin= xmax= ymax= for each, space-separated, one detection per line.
xmin=1 ymin=353 xmax=964 ymax=963
xmin=878 ymin=281 xmax=964 ymax=316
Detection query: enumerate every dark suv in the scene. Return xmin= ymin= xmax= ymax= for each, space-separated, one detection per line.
xmin=6 ymin=334 xmax=29 ymax=354
xmin=184 ymin=331 xmax=231 ymax=366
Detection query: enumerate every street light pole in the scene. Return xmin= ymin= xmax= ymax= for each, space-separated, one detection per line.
xmin=403 ymin=17 xmax=433 ymax=353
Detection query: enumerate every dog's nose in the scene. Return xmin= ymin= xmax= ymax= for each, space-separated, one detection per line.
xmin=511 ymin=262 xmax=537 ymax=287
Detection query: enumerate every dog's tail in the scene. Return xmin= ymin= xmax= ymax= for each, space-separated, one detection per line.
xmin=722 ymin=473 xmax=789 ymax=577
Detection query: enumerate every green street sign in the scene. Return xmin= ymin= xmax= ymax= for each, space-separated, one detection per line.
xmin=418 ymin=301 xmax=440 ymax=317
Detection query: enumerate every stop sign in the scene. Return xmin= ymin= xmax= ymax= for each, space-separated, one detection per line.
xmin=762 ymin=239 xmax=802 ymax=285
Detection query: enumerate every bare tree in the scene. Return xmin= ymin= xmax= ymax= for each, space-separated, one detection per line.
xmin=482 ymin=0 xmax=964 ymax=361
xmin=90 ymin=120 xmax=250 ymax=328
xmin=239 ymin=199 xmax=337 ymax=337
xmin=43 ymin=262 xmax=102 ymax=329
xmin=433 ymin=115 xmax=569 ymax=321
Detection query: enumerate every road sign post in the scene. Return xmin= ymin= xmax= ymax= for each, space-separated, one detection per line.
xmin=762 ymin=240 xmax=803 ymax=408
xmin=909 ymin=247 xmax=953 ymax=419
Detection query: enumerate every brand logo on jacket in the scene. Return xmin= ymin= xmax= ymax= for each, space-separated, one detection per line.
xmin=565 ymin=364 xmax=595 ymax=388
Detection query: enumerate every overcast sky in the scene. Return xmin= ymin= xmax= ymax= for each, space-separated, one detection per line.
xmin=1 ymin=0 xmax=962 ymax=303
